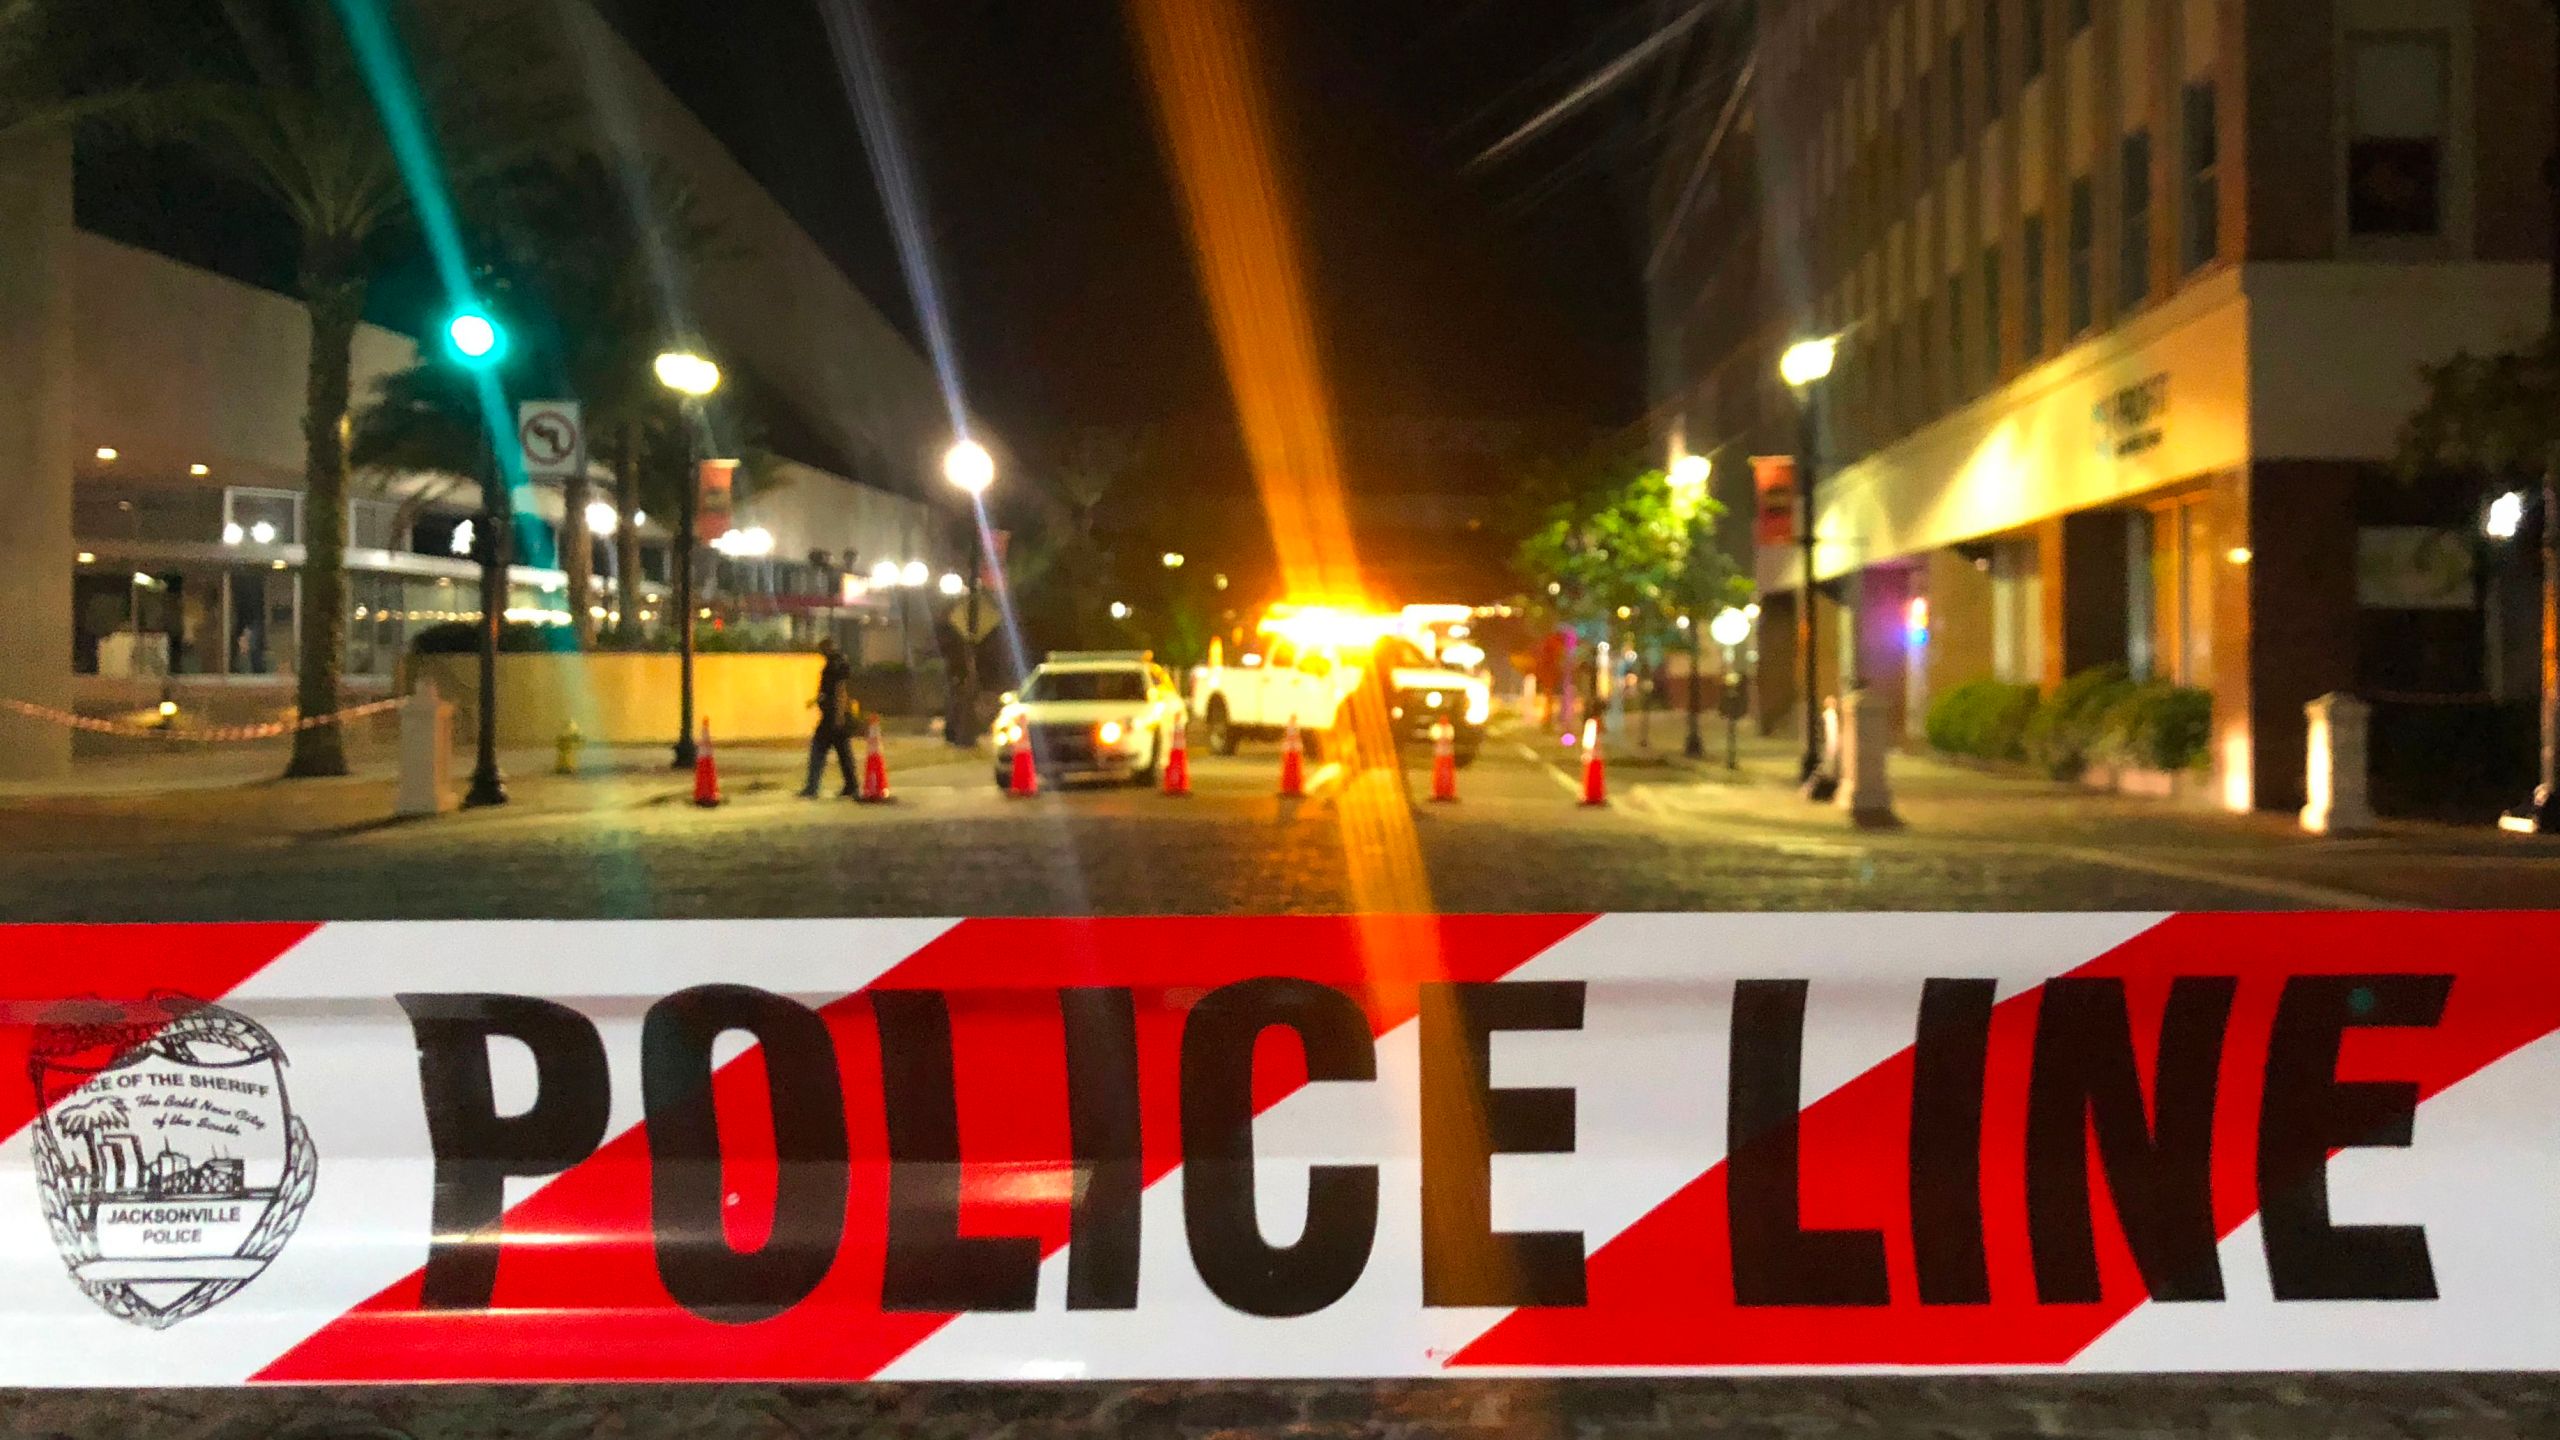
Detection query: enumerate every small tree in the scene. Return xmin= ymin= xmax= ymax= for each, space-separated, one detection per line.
xmin=2400 ymin=333 xmax=2560 ymax=824
xmin=1515 ymin=464 xmax=1747 ymax=740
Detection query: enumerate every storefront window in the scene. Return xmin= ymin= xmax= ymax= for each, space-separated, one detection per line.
xmin=223 ymin=487 xmax=300 ymax=546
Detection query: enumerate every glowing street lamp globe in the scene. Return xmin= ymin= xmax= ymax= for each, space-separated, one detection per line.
xmin=1779 ymin=336 xmax=1839 ymax=389
xmin=1710 ymin=607 xmax=1754 ymax=648
xmin=653 ymin=350 xmax=721 ymax=397
xmin=943 ymin=439 xmax=995 ymax=497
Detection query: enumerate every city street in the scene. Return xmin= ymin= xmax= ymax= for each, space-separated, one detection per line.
xmin=7 ymin=719 xmax=2560 ymax=923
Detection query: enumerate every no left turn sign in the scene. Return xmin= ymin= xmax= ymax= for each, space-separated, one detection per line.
xmin=517 ymin=401 xmax=585 ymax=480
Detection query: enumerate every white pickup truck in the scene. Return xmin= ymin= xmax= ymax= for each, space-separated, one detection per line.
xmin=1193 ymin=618 xmax=1488 ymax=765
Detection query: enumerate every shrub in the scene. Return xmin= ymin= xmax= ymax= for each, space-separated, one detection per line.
xmin=2095 ymin=682 xmax=2214 ymax=772
xmin=408 ymin=621 xmax=577 ymax=655
xmin=2022 ymin=665 xmax=2136 ymax=780
xmin=1924 ymin=678 xmax=2040 ymax=762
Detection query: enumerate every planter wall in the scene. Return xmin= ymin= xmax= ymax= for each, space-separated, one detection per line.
xmin=406 ymin=651 xmax=827 ymax=747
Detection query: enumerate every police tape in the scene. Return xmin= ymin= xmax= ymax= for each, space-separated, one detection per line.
xmin=3 ymin=910 xmax=2557 ymax=1385
xmin=0 ymin=696 xmax=401 ymax=742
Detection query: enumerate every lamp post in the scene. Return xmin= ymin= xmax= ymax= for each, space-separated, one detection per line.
xmin=1711 ymin=605 xmax=1753 ymax=771
xmin=1780 ymin=336 xmax=1839 ymax=786
xmin=654 ymin=350 xmax=721 ymax=770
xmin=944 ymin=439 xmax=995 ymax=746
xmin=445 ymin=307 xmax=511 ymax=809
xmin=1669 ymin=453 xmax=1713 ymax=760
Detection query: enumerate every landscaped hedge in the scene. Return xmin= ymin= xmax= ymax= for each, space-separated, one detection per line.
xmin=2094 ymin=680 xmax=2214 ymax=773
xmin=1926 ymin=667 xmax=2213 ymax=779
xmin=1923 ymin=678 xmax=2040 ymax=762
xmin=409 ymin=620 xmax=579 ymax=655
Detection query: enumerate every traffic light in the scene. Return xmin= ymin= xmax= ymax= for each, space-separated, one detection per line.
xmin=444 ymin=307 xmax=507 ymax=368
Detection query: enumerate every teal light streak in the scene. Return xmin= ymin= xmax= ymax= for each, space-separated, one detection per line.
xmin=328 ymin=0 xmax=553 ymax=568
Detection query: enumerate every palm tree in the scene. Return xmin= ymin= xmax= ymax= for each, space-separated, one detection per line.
xmin=0 ymin=1 xmax=560 ymax=776
xmin=53 ymin=1095 xmax=130 ymax=1185
xmin=353 ymin=155 xmax=722 ymax=647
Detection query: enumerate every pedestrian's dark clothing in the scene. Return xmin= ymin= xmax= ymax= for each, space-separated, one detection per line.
xmin=802 ymin=654 xmax=857 ymax=796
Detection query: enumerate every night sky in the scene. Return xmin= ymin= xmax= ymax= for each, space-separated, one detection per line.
xmin=603 ymin=0 xmax=1655 ymax=477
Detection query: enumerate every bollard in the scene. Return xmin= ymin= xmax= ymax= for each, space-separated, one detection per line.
xmin=554 ymin=718 xmax=585 ymax=775
xmin=1580 ymin=719 xmax=1607 ymax=806
xmin=1835 ymin=689 xmax=1899 ymax=828
xmin=2301 ymin=692 xmax=2376 ymax=834
xmin=396 ymin=679 xmax=454 ymax=817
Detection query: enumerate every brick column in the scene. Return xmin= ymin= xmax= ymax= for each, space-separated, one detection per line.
xmin=0 ymin=125 xmax=74 ymax=780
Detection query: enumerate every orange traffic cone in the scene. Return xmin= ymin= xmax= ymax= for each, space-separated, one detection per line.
xmin=691 ymin=719 xmax=723 ymax=808
xmin=1429 ymin=717 xmax=1459 ymax=803
xmin=1163 ymin=710 xmax=1192 ymax=797
xmin=1008 ymin=737 xmax=1039 ymax=797
xmin=1580 ymin=718 xmax=1607 ymax=807
xmin=860 ymin=714 xmax=891 ymax=802
xmin=1278 ymin=715 xmax=1306 ymax=798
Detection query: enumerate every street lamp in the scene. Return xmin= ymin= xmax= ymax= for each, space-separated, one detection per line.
xmin=447 ymin=305 xmax=512 ymax=808
xmin=1162 ymin=551 xmax=1185 ymax=569
xmin=1710 ymin=606 xmax=1754 ymax=770
xmin=2488 ymin=491 xmax=2527 ymax=542
xmin=1781 ymin=335 xmax=1839 ymax=788
xmin=655 ymin=349 xmax=721 ymax=770
xmin=944 ymin=439 xmax=995 ymax=746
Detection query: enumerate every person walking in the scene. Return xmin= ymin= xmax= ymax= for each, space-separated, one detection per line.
xmin=800 ymin=637 xmax=859 ymax=798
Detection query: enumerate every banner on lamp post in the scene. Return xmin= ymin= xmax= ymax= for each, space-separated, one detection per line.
xmin=695 ymin=459 xmax=737 ymax=544
xmin=1750 ymin=455 xmax=1798 ymax=546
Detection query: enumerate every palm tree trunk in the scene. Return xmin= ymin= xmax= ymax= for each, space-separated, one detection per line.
xmin=285 ymin=253 xmax=363 ymax=778
xmin=563 ymin=468 xmax=594 ymax=648
xmin=614 ymin=426 xmax=642 ymax=642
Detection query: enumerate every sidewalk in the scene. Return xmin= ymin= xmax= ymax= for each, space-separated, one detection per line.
xmin=1599 ymin=707 xmax=2560 ymax=910
xmin=0 ymin=721 xmax=968 ymax=854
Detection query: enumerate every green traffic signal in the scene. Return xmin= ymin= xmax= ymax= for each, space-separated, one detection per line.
xmin=445 ymin=308 xmax=506 ymax=367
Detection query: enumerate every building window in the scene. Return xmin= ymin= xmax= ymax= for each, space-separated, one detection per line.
xmin=2182 ymin=81 xmax=2220 ymax=272
xmin=2067 ymin=178 xmax=2095 ymax=335
xmin=1948 ymin=35 xmax=1966 ymax=141
xmin=2346 ymin=32 xmax=2449 ymax=238
xmin=2120 ymin=129 xmax=2153 ymax=310
xmin=2067 ymin=0 xmax=2090 ymax=36
xmin=2125 ymin=509 xmax=2157 ymax=681
xmin=1947 ymin=274 xmax=1966 ymax=402
xmin=1992 ymin=541 xmax=2045 ymax=685
xmin=1981 ymin=243 xmax=2003 ymax=386
xmin=1984 ymin=4 xmax=2003 ymax=121
xmin=2022 ymin=213 xmax=2046 ymax=359
xmin=2024 ymin=0 xmax=2046 ymax=82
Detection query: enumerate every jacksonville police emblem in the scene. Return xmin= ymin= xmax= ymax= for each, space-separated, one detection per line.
xmin=29 ymin=993 xmax=314 ymax=1328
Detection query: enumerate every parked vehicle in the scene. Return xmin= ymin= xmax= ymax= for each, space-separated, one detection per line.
xmin=1191 ymin=607 xmax=1488 ymax=764
xmin=990 ymin=652 xmax=1188 ymax=789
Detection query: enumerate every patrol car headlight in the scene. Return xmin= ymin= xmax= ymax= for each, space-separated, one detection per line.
xmin=1098 ymin=719 xmax=1126 ymax=746
xmin=1465 ymin=685 xmax=1490 ymax=725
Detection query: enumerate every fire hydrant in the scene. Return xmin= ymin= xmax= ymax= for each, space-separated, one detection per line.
xmin=555 ymin=718 xmax=586 ymax=775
